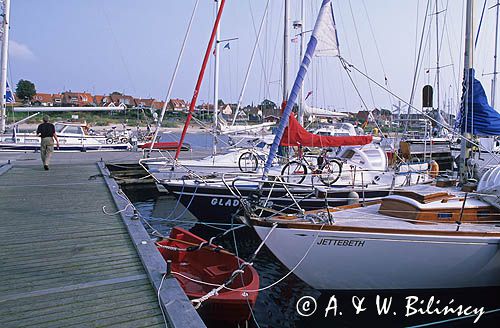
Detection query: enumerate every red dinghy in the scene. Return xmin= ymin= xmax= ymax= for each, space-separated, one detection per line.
xmin=156 ymin=227 xmax=259 ymax=324
xmin=139 ymin=142 xmax=191 ymax=151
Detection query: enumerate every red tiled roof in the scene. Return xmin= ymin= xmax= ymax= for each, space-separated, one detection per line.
xmin=152 ymin=100 xmax=165 ymax=110
xmin=33 ymin=93 xmax=53 ymax=103
xmin=134 ymin=98 xmax=155 ymax=107
xmin=168 ymin=98 xmax=187 ymax=108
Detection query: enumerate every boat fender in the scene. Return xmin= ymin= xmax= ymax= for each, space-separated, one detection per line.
xmin=429 ymin=160 xmax=439 ymax=178
xmin=347 ymin=191 xmax=360 ymax=205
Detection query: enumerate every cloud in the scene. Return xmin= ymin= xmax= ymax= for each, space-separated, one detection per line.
xmin=9 ymin=40 xmax=36 ymax=60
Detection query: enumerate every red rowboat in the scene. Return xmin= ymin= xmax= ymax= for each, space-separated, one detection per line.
xmin=139 ymin=142 xmax=191 ymax=151
xmin=156 ymin=227 xmax=259 ymax=324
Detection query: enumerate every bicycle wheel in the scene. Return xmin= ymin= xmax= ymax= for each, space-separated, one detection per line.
xmin=280 ymin=161 xmax=308 ymax=184
xmin=238 ymin=151 xmax=259 ymax=173
xmin=319 ymin=159 xmax=343 ymax=186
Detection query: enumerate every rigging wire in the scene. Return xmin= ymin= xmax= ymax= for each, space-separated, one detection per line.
xmin=361 ymin=0 xmax=395 ymax=107
xmin=405 ymin=0 xmax=432 ymax=134
xmin=339 ymin=56 xmax=499 ymax=159
xmin=347 ymin=0 xmax=376 ymax=108
xmin=475 ymin=0 xmax=489 ymax=49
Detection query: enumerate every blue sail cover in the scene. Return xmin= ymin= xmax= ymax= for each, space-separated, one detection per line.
xmin=457 ymin=68 xmax=500 ymax=136
xmin=262 ymin=0 xmax=338 ymax=177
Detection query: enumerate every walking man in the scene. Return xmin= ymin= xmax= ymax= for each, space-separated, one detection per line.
xmin=36 ymin=116 xmax=59 ymax=170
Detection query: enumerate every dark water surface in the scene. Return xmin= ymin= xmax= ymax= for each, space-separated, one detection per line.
xmin=125 ymin=191 xmax=500 ymax=328
xmin=126 ymin=133 xmax=500 ymax=327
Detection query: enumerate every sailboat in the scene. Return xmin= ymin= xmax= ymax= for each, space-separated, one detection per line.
xmin=151 ymin=0 xmax=439 ymax=222
xmin=245 ymin=0 xmax=500 ymax=291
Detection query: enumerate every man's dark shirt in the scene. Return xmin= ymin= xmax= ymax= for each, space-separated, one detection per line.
xmin=37 ymin=122 xmax=55 ymax=138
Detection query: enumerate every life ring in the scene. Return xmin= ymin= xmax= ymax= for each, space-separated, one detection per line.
xmin=429 ymin=160 xmax=439 ymax=178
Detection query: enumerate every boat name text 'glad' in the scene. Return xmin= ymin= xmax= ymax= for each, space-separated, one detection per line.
xmin=211 ymin=198 xmax=240 ymax=207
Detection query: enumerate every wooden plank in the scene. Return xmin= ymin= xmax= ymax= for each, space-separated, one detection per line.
xmin=0 ymin=162 xmax=168 ymax=327
xmin=0 ymin=274 xmax=147 ymax=303
xmin=0 ymin=281 xmax=153 ymax=315
xmin=7 ymin=300 xmax=161 ymax=328
xmin=98 ymin=162 xmax=205 ymax=328
xmin=0 ymin=288 xmax=156 ymax=323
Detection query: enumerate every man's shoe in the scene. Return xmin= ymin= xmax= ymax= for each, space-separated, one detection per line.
xmin=44 ymin=165 xmax=49 ymax=171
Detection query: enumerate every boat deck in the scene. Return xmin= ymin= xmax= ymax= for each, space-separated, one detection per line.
xmin=0 ymin=162 xmax=170 ymax=327
xmin=328 ymin=204 xmax=500 ymax=234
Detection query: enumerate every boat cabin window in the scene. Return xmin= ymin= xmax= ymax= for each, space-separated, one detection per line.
xmin=63 ymin=126 xmax=83 ymax=135
xmin=339 ymin=149 xmax=355 ymax=159
xmin=55 ymin=124 xmax=65 ymax=133
xmin=339 ymin=149 xmax=365 ymax=166
xmin=437 ymin=213 xmax=452 ymax=219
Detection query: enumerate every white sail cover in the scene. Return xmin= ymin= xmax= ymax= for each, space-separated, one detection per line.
xmin=314 ymin=2 xmax=339 ymax=57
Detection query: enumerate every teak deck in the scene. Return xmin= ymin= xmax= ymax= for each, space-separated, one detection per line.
xmin=0 ymin=159 xmax=205 ymax=328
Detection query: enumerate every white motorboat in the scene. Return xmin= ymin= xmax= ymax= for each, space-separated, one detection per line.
xmin=0 ymin=122 xmax=131 ymax=152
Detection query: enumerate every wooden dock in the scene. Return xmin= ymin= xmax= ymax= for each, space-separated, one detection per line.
xmin=0 ymin=152 xmax=205 ymax=328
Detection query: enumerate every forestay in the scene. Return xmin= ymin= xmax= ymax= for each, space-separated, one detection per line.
xmin=263 ymin=0 xmax=340 ymax=177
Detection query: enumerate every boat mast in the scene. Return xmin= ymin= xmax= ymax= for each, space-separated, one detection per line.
xmin=459 ymin=0 xmax=474 ymax=184
xmin=283 ymin=0 xmax=290 ymax=102
xmin=435 ymin=0 xmax=441 ymax=119
xmin=0 ymin=0 xmax=11 ymax=134
xmin=212 ymin=0 xmax=221 ymax=156
xmin=298 ymin=0 xmax=306 ymax=125
xmin=148 ymin=0 xmax=199 ymax=155
xmin=492 ymin=0 xmax=500 ymax=108
xmin=175 ymin=0 xmax=226 ymax=160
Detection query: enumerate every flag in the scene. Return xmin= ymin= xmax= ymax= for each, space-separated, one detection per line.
xmin=223 ymin=42 xmax=230 ymax=50
xmin=5 ymin=81 xmax=15 ymax=103
xmin=305 ymin=90 xmax=313 ymax=100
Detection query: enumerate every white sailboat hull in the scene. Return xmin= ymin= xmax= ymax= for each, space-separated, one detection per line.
xmin=254 ymin=225 xmax=500 ymax=290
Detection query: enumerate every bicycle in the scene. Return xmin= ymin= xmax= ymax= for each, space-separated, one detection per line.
xmin=280 ymin=148 xmax=343 ymax=186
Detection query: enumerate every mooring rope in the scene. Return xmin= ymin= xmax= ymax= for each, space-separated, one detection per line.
xmin=172 ymin=224 xmax=325 ymax=293
xmin=188 ymin=223 xmax=278 ymax=309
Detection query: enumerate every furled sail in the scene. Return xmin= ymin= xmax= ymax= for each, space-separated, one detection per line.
xmin=457 ymin=68 xmax=500 ymax=136
xmin=280 ymin=113 xmax=372 ymax=147
xmin=263 ymin=0 xmax=339 ymax=177
xmin=303 ymin=102 xmax=347 ymax=118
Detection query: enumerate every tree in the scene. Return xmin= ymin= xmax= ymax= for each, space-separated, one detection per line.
xmin=16 ymin=79 xmax=36 ymax=102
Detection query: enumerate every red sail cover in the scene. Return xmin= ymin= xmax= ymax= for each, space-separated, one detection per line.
xmin=280 ymin=114 xmax=373 ymax=147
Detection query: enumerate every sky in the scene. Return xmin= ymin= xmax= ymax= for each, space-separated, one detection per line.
xmin=6 ymin=0 xmax=500 ymax=114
